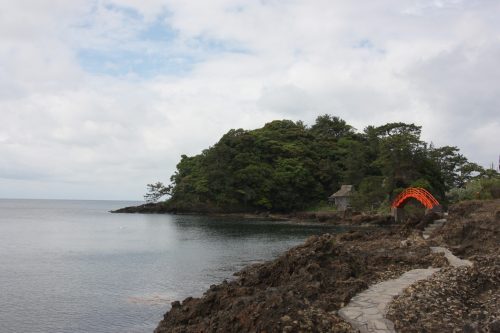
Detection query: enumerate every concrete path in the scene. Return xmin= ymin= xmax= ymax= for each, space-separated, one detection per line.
xmin=338 ymin=217 xmax=472 ymax=333
xmin=338 ymin=268 xmax=439 ymax=333
xmin=423 ymin=218 xmax=447 ymax=239
xmin=430 ymin=246 xmax=473 ymax=267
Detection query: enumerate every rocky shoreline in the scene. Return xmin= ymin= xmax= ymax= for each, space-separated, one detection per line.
xmin=111 ymin=202 xmax=173 ymax=214
xmin=153 ymin=199 xmax=499 ymax=333
xmin=112 ymin=202 xmax=394 ymax=227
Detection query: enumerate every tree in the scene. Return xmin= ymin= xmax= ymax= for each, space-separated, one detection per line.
xmin=456 ymin=162 xmax=483 ymax=188
xmin=428 ymin=145 xmax=483 ymax=190
xmin=310 ymin=114 xmax=354 ymax=139
xmin=370 ymin=123 xmax=425 ymax=196
xmin=144 ymin=182 xmax=172 ymax=203
xmin=157 ymin=116 xmax=482 ymax=213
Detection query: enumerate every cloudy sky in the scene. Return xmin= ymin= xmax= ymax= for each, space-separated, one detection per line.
xmin=1 ymin=0 xmax=499 ymax=200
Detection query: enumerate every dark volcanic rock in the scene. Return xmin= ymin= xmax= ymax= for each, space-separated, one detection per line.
xmin=153 ymin=199 xmax=499 ymax=333
xmin=154 ymin=229 xmax=442 ymax=333
xmin=387 ymin=255 xmax=500 ymax=333
xmin=431 ymin=199 xmax=500 ymax=256
xmin=111 ymin=203 xmax=172 ymax=214
xmin=387 ymin=199 xmax=500 ymax=333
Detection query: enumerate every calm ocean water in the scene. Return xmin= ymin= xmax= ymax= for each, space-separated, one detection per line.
xmin=0 ymin=199 xmax=340 ymax=333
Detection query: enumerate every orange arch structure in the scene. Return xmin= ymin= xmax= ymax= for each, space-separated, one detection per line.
xmin=391 ymin=187 xmax=440 ymax=210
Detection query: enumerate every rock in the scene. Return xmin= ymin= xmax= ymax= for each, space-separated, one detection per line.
xmin=154 ymin=199 xmax=500 ymax=333
xmin=387 ymin=254 xmax=499 ymax=333
xmin=433 ymin=199 xmax=499 ymax=256
xmin=280 ymin=315 xmax=291 ymax=322
xmin=400 ymin=239 xmax=410 ymax=247
xmin=111 ymin=202 xmax=171 ymax=214
xmin=489 ymin=320 xmax=500 ymax=333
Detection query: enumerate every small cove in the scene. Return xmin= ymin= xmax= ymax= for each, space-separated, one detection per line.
xmin=0 ymin=199 xmax=348 ymax=333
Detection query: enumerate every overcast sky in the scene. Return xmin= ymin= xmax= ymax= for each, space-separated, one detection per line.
xmin=1 ymin=0 xmax=499 ymax=200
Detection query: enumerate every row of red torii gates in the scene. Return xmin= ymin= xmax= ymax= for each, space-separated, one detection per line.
xmin=391 ymin=187 xmax=442 ymax=222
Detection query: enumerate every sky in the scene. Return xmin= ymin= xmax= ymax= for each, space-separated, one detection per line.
xmin=0 ymin=0 xmax=499 ymax=200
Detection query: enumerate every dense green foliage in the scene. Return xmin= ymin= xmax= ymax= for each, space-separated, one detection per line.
xmin=447 ymin=173 xmax=500 ymax=202
xmin=161 ymin=115 xmax=490 ymax=212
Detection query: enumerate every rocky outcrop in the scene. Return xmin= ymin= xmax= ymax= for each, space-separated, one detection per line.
xmin=337 ymin=230 xmax=475 ymax=333
xmin=387 ymin=255 xmax=499 ymax=332
xmin=111 ymin=203 xmax=172 ymax=214
xmin=113 ymin=203 xmax=395 ymax=227
xmin=386 ymin=199 xmax=500 ymax=332
xmin=153 ymin=199 xmax=499 ymax=333
xmin=154 ymin=229 xmax=443 ymax=333
xmin=339 ymin=268 xmax=440 ymax=333
xmin=431 ymin=199 xmax=500 ymax=256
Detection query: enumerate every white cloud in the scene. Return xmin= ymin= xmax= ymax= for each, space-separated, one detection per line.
xmin=0 ymin=0 xmax=499 ymax=199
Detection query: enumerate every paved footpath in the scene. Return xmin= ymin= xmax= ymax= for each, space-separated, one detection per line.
xmin=338 ymin=268 xmax=439 ymax=333
xmin=338 ymin=221 xmax=473 ymax=333
xmin=430 ymin=246 xmax=473 ymax=267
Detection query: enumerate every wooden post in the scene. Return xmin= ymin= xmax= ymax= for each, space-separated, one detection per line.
xmin=392 ymin=207 xmax=404 ymax=222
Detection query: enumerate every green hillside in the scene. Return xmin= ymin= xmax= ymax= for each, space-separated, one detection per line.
xmin=156 ymin=115 xmax=488 ymax=213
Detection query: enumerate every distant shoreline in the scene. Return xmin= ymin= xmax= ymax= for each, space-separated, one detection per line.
xmin=111 ymin=202 xmax=395 ymax=227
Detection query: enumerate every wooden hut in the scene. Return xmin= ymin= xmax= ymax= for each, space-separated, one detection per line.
xmin=329 ymin=185 xmax=354 ymax=211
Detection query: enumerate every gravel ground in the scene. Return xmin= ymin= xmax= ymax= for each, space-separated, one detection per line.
xmin=388 ymin=199 xmax=500 ymax=333
xmin=387 ymin=255 xmax=499 ymax=333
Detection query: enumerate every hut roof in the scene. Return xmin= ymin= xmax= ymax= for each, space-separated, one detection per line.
xmin=330 ymin=185 xmax=354 ymax=198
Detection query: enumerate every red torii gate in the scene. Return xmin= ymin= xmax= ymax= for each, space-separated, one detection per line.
xmin=391 ymin=187 xmax=441 ymax=221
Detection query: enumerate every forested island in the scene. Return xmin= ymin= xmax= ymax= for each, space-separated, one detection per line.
xmin=115 ymin=115 xmax=498 ymax=214
xmin=113 ymin=115 xmax=499 ymax=332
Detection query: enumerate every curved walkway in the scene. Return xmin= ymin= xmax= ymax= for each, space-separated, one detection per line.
xmin=338 ymin=221 xmax=472 ymax=333
xmin=430 ymin=246 xmax=472 ymax=267
xmin=338 ymin=268 xmax=439 ymax=332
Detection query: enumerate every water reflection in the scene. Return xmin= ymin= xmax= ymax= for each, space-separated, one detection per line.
xmin=0 ymin=199 xmax=342 ymax=333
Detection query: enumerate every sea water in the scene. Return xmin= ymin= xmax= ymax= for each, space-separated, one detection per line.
xmin=0 ymin=199 xmax=339 ymax=332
